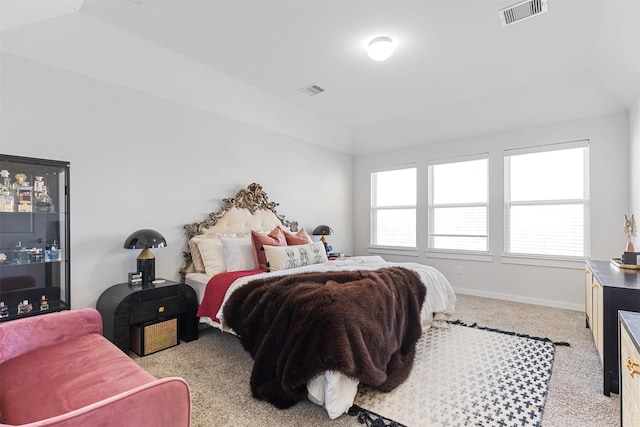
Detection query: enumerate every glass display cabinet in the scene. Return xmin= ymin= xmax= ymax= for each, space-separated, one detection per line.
xmin=0 ymin=155 xmax=70 ymax=321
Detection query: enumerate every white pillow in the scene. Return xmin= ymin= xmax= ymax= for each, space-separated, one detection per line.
xmin=190 ymin=233 xmax=250 ymax=274
xmin=194 ymin=238 xmax=226 ymax=276
xmin=189 ymin=235 xmax=220 ymax=273
xmin=263 ymin=241 xmax=328 ymax=271
xmin=221 ymin=237 xmax=256 ymax=272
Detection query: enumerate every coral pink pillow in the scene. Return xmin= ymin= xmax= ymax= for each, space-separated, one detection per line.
xmin=284 ymin=228 xmax=313 ymax=245
xmin=251 ymin=227 xmax=287 ymax=269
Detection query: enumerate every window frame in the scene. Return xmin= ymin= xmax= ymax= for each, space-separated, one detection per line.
xmin=427 ymin=153 xmax=490 ymax=255
xmin=369 ymin=164 xmax=418 ymax=251
xmin=503 ymin=140 xmax=590 ymax=262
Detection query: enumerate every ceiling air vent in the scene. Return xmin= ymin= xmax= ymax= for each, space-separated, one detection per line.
xmin=499 ymin=0 xmax=548 ymax=27
xmin=298 ymin=84 xmax=325 ymax=96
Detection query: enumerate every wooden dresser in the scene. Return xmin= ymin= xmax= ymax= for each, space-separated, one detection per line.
xmin=585 ymin=260 xmax=640 ymax=395
xmin=619 ymin=311 xmax=640 ymax=426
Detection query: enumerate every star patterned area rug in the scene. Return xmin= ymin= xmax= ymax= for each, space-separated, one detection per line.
xmin=349 ymin=321 xmax=568 ymax=427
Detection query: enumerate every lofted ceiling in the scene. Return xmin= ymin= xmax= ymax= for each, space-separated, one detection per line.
xmin=1 ymin=0 xmax=639 ymax=155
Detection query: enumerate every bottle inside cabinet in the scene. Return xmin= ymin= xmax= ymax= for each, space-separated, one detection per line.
xmin=0 ymin=155 xmax=70 ymax=321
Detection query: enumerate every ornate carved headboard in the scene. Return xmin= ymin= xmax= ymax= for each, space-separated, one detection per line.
xmin=180 ymin=183 xmax=299 ymax=281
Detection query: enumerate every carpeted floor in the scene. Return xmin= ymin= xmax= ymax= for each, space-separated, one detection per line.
xmin=133 ymin=294 xmax=619 ymax=426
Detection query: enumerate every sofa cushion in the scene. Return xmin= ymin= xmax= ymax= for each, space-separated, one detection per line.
xmin=0 ymin=333 xmax=155 ymax=425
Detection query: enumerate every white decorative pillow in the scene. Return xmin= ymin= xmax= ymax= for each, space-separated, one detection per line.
xmin=189 ymin=235 xmax=219 ymax=273
xmin=190 ymin=233 xmax=250 ymax=274
xmin=194 ymin=238 xmax=226 ymax=276
xmin=221 ymin=237 xmax=256 ymax=272
xmin=263 ymin=241 xmax=328 ymax=272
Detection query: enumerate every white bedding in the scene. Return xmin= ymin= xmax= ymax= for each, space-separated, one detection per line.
xmin=186 ymin=255 xmax=456 ymax=419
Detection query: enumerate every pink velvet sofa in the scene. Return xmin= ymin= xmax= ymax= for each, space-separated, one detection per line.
xmin=0 ymin=308 xmax=191 ymax=427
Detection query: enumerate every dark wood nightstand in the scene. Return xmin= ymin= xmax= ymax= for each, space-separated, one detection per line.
xmin=585 ymin=260 xmax=640 ymax=395
xmin=96 ymin=279 xmax=198 ymax=354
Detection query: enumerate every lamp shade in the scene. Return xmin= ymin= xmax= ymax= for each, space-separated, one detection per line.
xmin=312 ymin=225 xmax=334 ymax=236
xmin=124 ymin=229 xmax=167 ymax=250
xmin=312 ymin=225 xmax=333 ymax=254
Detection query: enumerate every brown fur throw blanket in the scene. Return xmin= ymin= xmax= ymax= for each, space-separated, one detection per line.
xmin=223 ymin=267 xmax=426 ymax=409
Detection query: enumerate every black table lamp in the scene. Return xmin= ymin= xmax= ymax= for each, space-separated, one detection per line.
xmin=312 ymin=225 xmax=333 ymax=254
xmin=124 ymin=229 xmax=167 ymax=285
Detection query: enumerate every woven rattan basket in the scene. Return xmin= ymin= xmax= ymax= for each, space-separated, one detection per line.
xmin=130 ymin=317 xmax=179 ymax=356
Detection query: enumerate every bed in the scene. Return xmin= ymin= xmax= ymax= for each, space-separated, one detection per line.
xmin=180 ymin=183 xmax=456 ymax=419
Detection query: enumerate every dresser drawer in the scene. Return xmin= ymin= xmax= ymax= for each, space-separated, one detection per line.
xmin=130 ymin=295 xmax=185 ymax=324
xmin=621 ymin=324 xmax=640 ymax=427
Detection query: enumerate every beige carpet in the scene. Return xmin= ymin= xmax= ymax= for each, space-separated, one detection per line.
xmin=134 ymin=294 xmax=619 ymax=426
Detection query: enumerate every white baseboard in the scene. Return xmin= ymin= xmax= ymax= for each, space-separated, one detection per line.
xmin=454 ymin=286 xmax=584 ymax=312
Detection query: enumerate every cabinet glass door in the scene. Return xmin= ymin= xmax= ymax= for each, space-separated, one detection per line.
xmin=0 ymin=155 xmax=70 ymax=321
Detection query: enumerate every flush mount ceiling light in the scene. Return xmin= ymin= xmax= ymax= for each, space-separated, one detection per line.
xmin=367 ymin=36 xmax=395 ymax=61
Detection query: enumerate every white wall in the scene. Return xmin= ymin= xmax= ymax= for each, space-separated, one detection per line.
xmin=630 ymin=93 xmax=640 ymax=218
xmin=0 ymin=53 xmax=353 ymax=310
xmin=354 ymin=112 xmax=630 ymax=311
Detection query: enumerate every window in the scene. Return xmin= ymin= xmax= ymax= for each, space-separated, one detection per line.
xmin=504 ymin=141 xmax=589 ymax=258
xmin=428 ymin=155 xmax=489 ymax=252
xmin=370 ymin=167 xmax=416 ymax=248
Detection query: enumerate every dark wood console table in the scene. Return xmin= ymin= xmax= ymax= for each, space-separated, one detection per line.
xmin=97 ymin=279 xmax=198 ymax=354
xmin=585 ymin=260 xmax=640 ymax=395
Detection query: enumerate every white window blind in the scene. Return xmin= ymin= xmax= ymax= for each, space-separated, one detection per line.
xmin=504 ymin=141 xmax=590 ymax=258
xmin=370 ymin=167 xmax=416 ymax=247
xmin=428 ymin=156 xmax=489 ymax=252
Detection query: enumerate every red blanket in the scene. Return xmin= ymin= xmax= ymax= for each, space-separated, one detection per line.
xmin=196 ymin=270 xmax=265 ymax=322
xmin=223 ymin=267 xmax=426 ymax=409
